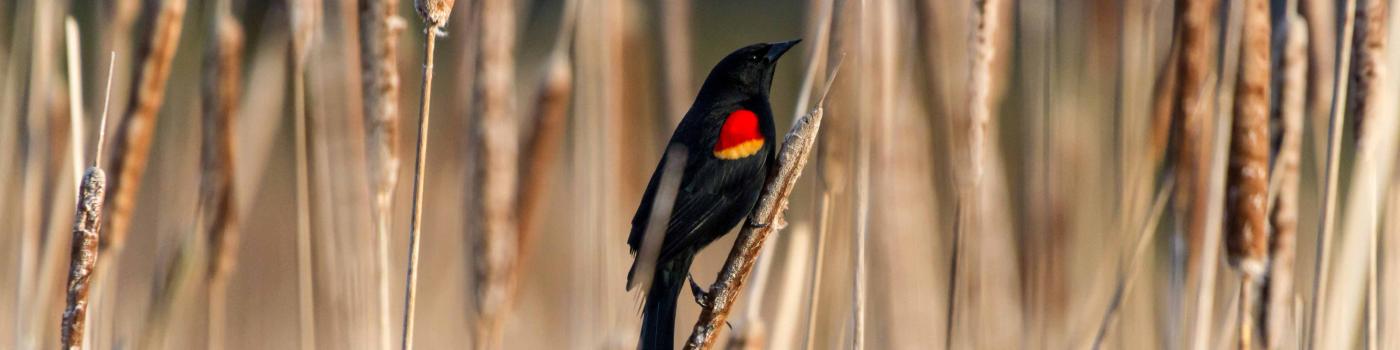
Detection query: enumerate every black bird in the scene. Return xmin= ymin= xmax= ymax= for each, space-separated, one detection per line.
xmin=626 ymin=39 xmax=800 ymax=350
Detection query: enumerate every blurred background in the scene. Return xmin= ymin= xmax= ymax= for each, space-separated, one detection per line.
xmin=2 ymin=0 xmax=1398 ymax=349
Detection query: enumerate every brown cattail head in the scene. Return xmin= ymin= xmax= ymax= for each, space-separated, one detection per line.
xmin=62 ymin=167 xmax=108 ymax=350
xmin=1225 ymin=0 xmax=1272 ymax=279
xmin=414 ymin=0 xmax=455 ymax=27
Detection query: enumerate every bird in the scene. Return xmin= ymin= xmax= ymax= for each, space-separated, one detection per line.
xmin=626 ymin=39 xmax=800 ymax=350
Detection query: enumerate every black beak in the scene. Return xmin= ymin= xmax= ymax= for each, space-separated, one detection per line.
xmin=764 ymin=39 xmax=802 ymax=63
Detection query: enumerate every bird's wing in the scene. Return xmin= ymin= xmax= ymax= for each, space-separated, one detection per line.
xmin=654 ymin=150 xmax=768 ymax=262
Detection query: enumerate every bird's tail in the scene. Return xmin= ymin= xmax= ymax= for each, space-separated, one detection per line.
xmin=639 ymin=254 xmax=692 ymax=350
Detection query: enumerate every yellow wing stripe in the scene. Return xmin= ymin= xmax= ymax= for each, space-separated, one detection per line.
xmin=713 ymin=139 xmax=765 ymax=159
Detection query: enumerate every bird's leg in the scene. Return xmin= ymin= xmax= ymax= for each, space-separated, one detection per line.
xmin=688 ymin=274 xmax=711 ymax=308
xmin=688 ymin=274 xmax=734 ymax=330
xmin=746 ymin=220 xmax=770 ymax=229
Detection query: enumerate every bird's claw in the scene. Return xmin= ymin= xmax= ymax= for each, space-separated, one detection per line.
xmin=688 ymin=275 xmax=711 ymax=308
xmin=747 ymin=220 xmax=770 ymax=229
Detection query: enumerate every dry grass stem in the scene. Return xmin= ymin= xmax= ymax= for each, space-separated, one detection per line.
xmin=359 ymin=0 xmax=405 ymax=347
xmin=682 ymin=62 xmax=840 ymax=350
xmin=402 ymin=0 xmax=454 ymax=342
xmin=289 ymin=1 xmax=320 ymax=349
xmin=201 ymin=5 xmax=243 ymax=350
xmin=1306 ymin=0 xmax=1359 ymax=344
xmin=1092 ymin=179 xmax=1173 ymax=349
xmin=472 ymin=0 xmax=520 ymax=347
xmin=1265 ymin=10 xmax=1307 ymax=350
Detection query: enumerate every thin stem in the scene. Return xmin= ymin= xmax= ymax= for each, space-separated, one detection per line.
xmin=401 ymin=26 xmax=439 ymax=350
xmin=1307 ymin=0 xmax=1358 ymax=345
xmin=292 ymin=56 xmax=315 ymax=350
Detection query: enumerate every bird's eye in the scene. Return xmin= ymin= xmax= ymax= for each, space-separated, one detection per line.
xmin=748 ymin=55 xmax=759 ymax=61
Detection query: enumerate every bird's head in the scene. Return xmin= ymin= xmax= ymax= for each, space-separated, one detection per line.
xmin=698 ymin=39 xmax=802 ymax=98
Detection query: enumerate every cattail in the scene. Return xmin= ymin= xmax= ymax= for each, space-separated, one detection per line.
xmin=202 ymin=4 xmax=243 ymax=350
xmin=1224 ymin=0 xmax=1270 ymax=279
xmin=1265 ymin=12 xmax=1307 ymax=350
xmin=102 ymin=0 xmax=188 ymax=254
xmin=61 ymin=168 xmax=106 ymax=350
xmin=1348 ymin=0 xmax=1388 ymax=141
xmin=359 ymin=0 xmax=404 ymax=347
xmin=472 ymin=0 xmax=520 ymax=347
xmin=415 ymin=0 xmax=455 ymax=27
xmin=61 ymin=51 xmax=117 ymax=350
xmin=401 ymin=0 xmax=457 ymax=347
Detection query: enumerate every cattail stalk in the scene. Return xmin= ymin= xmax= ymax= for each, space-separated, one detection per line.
xmin=472 ymin=0 xmax=518 ymax=347
xmin=1225 ymin=0 xmax=1271 ymax=346
xmin=61 ymin=52 xmax=116 ymax=350
xmin=359 ymin=0 xmax=405 ymax=347
xmin=682 ymin=64 xmax=840 ymax=350
xmin=402 ymin=0 xmax=454 ymax=348
xmin=202 ymin=4 xmax=243 ymax=350
xmin=102 ymin=0 xmax=188 ymax=255
xmin=1265 ymin=11 xmax=1307 ymax=350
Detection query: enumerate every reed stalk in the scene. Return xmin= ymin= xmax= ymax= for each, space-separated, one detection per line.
xmin=402 ymin=0 xmax=455 ymax=348
xmin=289 ymin=1 xmax=319 ymax=349
xmin=1305 ymin=0 xmax=1359 ymax=344
xmin=1265 ymin=9 xmax=1307 ymax=350
xmin=202 ymin=4 xmax=243 ymax=349
xmin=1319 ymin=0 xmax=1394 ymax=347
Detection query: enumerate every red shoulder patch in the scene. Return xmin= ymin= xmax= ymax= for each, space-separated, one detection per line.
xmin=713 ymin=109 xmax=765 ymax=159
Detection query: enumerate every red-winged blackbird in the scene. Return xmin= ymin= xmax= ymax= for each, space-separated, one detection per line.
xmin=626 ymin=39 xmax=800 ymax=350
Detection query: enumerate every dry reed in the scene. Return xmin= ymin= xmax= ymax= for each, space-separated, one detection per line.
xmin=682 ymin=63 xmax=840 ymax=350
xmin=1305 ymin=0 xmax=1359 ymax=344
xmin=1091 ymin=179 xmax=1173 ymax=349
xmin=657 ymin=0 xmax=693 ymax=131
xmin=289 ymin=1 xmax=320 ymax=349
xmin=1320 ymin=0 xmax=1394 ymax=347
xmin=1265 ymin=11 xmax=1307 ymax=350
xmin=358 ymin=0 xmax=405 ymax=347
xmin=472 ymin=0 xmax=519 ymax=347
xmin=402 ymin=0 xmax=455 ymax=348
xmin=201 ymin=4 xmax=243 ymax=349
